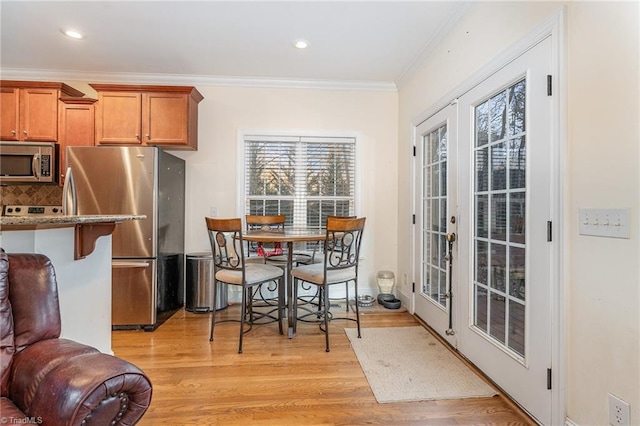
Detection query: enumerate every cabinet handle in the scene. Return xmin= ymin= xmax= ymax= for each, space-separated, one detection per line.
xmin=23 ymin=130 xmax=27 ymax=134
xmin=11 ymin=130 xmax=16 ymax=134
xmin=146 ymin=133 xmax=150 ymax=139
xmin=135 ymin=133 xmax=139 ymax=139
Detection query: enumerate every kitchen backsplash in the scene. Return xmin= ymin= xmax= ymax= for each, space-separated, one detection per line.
xmin=1 ymin=185 xmax=63 ymax=207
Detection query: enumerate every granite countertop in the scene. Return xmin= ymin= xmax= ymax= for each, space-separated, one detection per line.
xmin=0 ymin=214 xmax=146 ymax=227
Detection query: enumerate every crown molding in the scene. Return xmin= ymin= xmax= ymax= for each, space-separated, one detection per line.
xmin=0 ymin=68 xmax=397 ymax=92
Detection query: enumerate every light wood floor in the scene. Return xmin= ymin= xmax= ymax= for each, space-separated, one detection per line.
xmin=112 ymin=304 xmax=535 ymax=425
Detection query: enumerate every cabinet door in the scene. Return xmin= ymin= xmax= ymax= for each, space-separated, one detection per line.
xmin=142 ymin=92 xmax=189 ymax=146
xmin=0 ymin=88 xmax=20 ymax=140
xmin=95 ymin=92 xmax=142 ymax=145
xmin=20 ymin=88 xmax=59 ymax=141
xmin=58 ymin=100 xmax=96 ymax=186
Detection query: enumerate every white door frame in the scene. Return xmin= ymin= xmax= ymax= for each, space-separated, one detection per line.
xmin=409 ymin=9 xmax=566 ymax=425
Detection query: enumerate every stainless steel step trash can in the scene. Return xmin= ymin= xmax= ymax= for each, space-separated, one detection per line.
xmin=186 ymin=252 xmax=228 ymax=313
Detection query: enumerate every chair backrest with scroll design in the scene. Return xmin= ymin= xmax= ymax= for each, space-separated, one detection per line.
xmin=206 ymin=217 xmax=245 ymax=273
xmin=324 ymin=216 xmax=366 ymax=276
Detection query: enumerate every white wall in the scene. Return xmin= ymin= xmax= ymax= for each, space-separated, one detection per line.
xmin=566 ymin=2 xmax=639 ymax=424
xmin=397 ymin=2 xmax=639 ymax=425
xmin=170 ymin=85 xmax=399 ymax=296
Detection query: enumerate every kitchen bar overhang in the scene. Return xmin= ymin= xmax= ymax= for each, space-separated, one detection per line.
xmin=0 ymin=214 xmax=146 ymax=259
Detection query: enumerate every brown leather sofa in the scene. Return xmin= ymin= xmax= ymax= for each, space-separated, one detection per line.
xmin=0 ymin=249 xmax=152 ymax=425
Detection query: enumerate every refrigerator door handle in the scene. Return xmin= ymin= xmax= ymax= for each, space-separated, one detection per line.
xmin=112 ymin=261 xmax=151 ymax=268
xmin=62 ymin=166 xmax=77 ymax=215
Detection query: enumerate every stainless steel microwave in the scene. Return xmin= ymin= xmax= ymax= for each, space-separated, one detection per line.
xmin=0 ymin=141 xmax=58 ymax=184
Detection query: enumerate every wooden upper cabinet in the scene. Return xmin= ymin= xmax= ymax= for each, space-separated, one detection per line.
xmin=0 ymin=81 xmax=84 ymax=142
xmin=1 ymin=88 xmax=20 ymax=140
xmin=94 ymin=91 xmax=142 ymax=145
xmin=91 ymin=84 xmax=203 ymax=150
xmin=58 ymin=97 xmax=97 ymax=186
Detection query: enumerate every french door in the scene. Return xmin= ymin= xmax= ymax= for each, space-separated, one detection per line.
xmin=414 ymin=36 xmax=554 ymax=424
xmin=414 ymin=104 xmax=458 ymax=347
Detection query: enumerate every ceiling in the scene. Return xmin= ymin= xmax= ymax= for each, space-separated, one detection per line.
xmin=1 ymin=1 xmax=469 ymax=89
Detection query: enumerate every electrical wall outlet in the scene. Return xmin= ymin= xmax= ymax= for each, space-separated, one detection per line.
xmin=609 ymin=393 xmax=631 ymax=426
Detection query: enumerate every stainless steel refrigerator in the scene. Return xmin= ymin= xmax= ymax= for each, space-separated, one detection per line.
xmin=66 ymin=146 xmax=185 ymax=331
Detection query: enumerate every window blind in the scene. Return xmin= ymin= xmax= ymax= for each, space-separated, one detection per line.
xmin=243 ymin=135 xmax=356 ymax=229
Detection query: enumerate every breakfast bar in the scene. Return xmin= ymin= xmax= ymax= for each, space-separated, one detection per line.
xmin=0 ymin=214 xmax=145 ymax=354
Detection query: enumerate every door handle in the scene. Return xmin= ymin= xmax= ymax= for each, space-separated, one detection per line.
xmin=32 ymin=154 xmax=40 ymax=178
xmin=62 ymin=167 xmax=77 ymax=215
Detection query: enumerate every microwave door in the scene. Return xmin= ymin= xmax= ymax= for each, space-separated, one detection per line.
xmin=0 ymin=153 xmax=38 ymax=183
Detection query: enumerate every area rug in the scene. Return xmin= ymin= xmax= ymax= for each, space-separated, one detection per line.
xmin=344 ymin=326 xmax=497 ymax=403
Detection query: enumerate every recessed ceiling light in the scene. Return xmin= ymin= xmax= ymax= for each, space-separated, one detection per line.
xmin=60 ymin=28 xmax=86 ymax=40
xmin=293 ymin=39 xmax=309 ymax=49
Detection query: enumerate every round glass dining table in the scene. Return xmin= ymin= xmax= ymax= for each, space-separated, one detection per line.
xmin=243 ymin=228 xmax=326 ymax=338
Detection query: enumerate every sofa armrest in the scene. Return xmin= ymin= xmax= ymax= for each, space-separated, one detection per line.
xmin=10 ymin=339 xmax=152 ymax=425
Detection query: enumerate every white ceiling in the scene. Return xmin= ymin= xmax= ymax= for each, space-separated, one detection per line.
xmin=1 ymin=1 xmax=469 ymax=89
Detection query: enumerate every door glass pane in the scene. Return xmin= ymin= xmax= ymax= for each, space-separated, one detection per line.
xmin=490 ymin=243 xmax=506 ymax=293
xmin=431 ymin=233 xmax=439 ymax=265
xmin=476 ymin=195 xmax=488 ymax=238
xmin=490 ymin=91 xmax=507 ymax=142
xmin=489 ymin=292 xmax=506 ymax=344
xmin=509 ymin=137 xmax=526 ymax=189
xmin=473 ymin=78 xmax=527 ymax=358
xmin=508 ymin=80 xmax=526 ymax=136
xmin=421 ymin=123 xmax=448 ymax=308
xmin=476 ymin=101 xmax=489 ymax=147
xmin=491 ymin=143 xmax=507 ymax=191
xmin=430 ymin=266 xmax=439 ymax=300
xmin=509 ymin=247 xmax=525 ymax=300
xmin=476 ymin=148 xmax=489 ymax=191
xmin=509 ymin=300 xmax=525 ymax=356
xmin=491 ymin=193 xmax=507 ymax=241
xmin=475 ymin=286 xmax=488 ymax=332
xmin=432 ymin=164 xmax=439 ymax=197
xmin=475 ymin=240 xmax=488 ymax=285
xmin=509 ymin=192 xmax=526 ymax=244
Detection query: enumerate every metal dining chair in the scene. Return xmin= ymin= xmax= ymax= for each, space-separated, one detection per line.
xmin=205 ymin=217 xmax=285 ymax=353
xmin=244 ymin=214 xmax=288 ymax=313
xmin=291 ymin=216 xmax=366 ymax=352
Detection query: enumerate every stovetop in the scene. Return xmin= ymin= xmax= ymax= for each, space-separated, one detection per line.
xmin=2 ymin=205 xmax=63 ymax=216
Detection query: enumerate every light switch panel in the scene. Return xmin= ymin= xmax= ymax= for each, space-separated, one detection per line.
xmin=578 ymin=208 xmax=630 ymax=239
